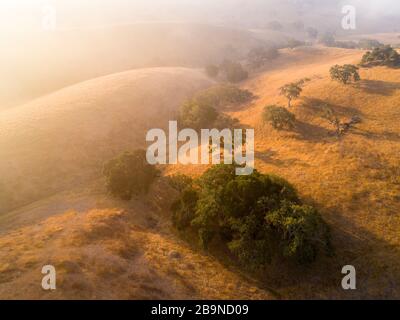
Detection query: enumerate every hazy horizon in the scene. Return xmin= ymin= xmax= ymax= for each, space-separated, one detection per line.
xmin=1 ymin=0 xmax=400 ymax=32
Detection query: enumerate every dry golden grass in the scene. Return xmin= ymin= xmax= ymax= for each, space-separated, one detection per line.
xmin=1 ymin=45 xmax=400 ymax=299
xmin=0 ymin=67 xmax=212 ymax=214
xmin=167 ymin=46 xmax=400 ymax=298
xmin=0 ymin=179 xmax=270 ymax=300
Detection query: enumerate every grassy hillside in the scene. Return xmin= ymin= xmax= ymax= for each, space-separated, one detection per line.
xmin=234 ymin=47 xmax=400 ymax=298
xmin=0 ymin=67 xmax=212 ymax=214
xmin=1 ymin=46 xmax=399 ymax=299
xmin=167 ymin=46 xmax=400 ymax=298
xmin=0 ymin=178 xmax=271 ymax=299
xmin=0 ymin=23 xmax=262 ymax=108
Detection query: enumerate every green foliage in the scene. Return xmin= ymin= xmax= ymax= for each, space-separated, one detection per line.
xmin=103 ymin=150 xmax=159 ymax=200
xmin=205 ymin=64 xmax=219 ymax=78
xmin=220 ymin=60 xmax=249 ymax=83
xmin=361 ymin=45 xmax=400 ymax=67
xmin=167 ymin=174 xmax=193 ymax=193
xmin=171 ymin=187 xmax=199 ymax=231
xmin=265 ymin=201 xmax=333 ymax=264
xmin=178 ymin=99 xmax=218 ymax=131
xmin=279 ymin=78 xmax=309 ymax=108
xmin=178 ymin=85 xmax=251 ymax=131
xmin=195 ymin=84 xmax=254 ymax=108
xmin=213 ymin=113 xmax=240 ymax=130
xmin=287 ymin=38 xmax=306 ymax=49
xmin=330 ymin=64 xmax=360 ymax=85
xmin=247 ymin=46 xmax=279 ymax=68
xmin=318 ymin=33 xmax=380 ymax=50
xmin=262 ymin=105 xmax=295 ymax=130
xmin=358 ymin=39 xmax=384 ymax=50
xmin=171 ymin=164 xmax=332 ymax=268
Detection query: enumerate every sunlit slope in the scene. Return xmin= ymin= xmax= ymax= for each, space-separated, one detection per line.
xmin=0 ymin=67 xmax=212 ymax=214
xmin=1 ymin=46 xmax=399 ymax=299
xmin=0 ymin=179 xmax=271 ymax=300
xmin=239 ymin=47 xmax=400 ymax=298
xmin=171 ymin=46 xmax=400 ymax=298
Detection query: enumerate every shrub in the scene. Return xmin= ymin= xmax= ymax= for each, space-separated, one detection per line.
xmin=103 ymin=150 xmax=159 ymax=200
xmin=167 ymin=174 xmax=193 ymax=193
xmin=220 ymin=60 xmax=249 ymax=83
xmin=171 ymin=187 xmax=198 ymax=231
xmin=171 ymin=164 xmax=333 ymax=268
xmin=262 ymin=105 xmax=295 ymax=130
xmin=213 ymin=113 xmax=240 ymax=130
xmin=360 ymin=45 xmax=400 ymax=67
xmin=247 ymin=46 xmax=279 ymax=68
xmin=286 ymin=38 xmax=306 ymax=49
xmin=178 ymin=85 xmax=252 ymax=131
xmin=195 ymin=84 xmax=254 ymax=108
xmin=330 ymin=64 xmax=360 ymax=85
xmin=178 ymin=99 xmax=218 ymax=131
xmin=205 ymin=64 xmax=219 ymax=78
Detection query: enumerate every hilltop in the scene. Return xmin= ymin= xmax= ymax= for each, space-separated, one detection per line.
xmin=0 ymin=67 xmax=212 ymax=214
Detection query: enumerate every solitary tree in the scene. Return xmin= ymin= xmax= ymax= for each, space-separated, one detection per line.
xmin=279 ymin=78 xmax=309 ymax=108
xmin=330 ymin=64 xmax=360 ymax=85
xmin=321 ymin=105 xmax=361 ymax=137
xmin=360 ymin=45 xmax=400 ymax=67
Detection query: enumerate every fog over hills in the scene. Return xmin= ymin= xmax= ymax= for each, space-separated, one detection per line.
xmin=1 ymin=0 xmax=399 ymax=108
xmin=1 ymin=0 xmax=400 ymax=300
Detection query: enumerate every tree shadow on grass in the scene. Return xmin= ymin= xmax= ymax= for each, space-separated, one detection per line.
xmin=254 ymin=204 xmax=400 ymax=299
xmin=300 ymin=97 xmax=363 ymax=118
xmin=202 ymin=197 xmax=400 ymax=299
xmin=293 ymin=119 xmax=333 ymax=142
xmin=354 ymin=79 xmax=400 ymax=96
xmin=351 ymin=128 xmax=400 ymax=142
xmin=255 ymin=148 xmax=311 ymax=168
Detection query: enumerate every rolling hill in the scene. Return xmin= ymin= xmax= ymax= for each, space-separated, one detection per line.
xmin=0 ymin=67 xmax=213 ymax=214
xmin=0 ymin=23 xmax=263 ymax=109
xmin=167 ymin=46 xmax=400 ymax=298
xmin=0 ymin=45 xmax=399 ymax=299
